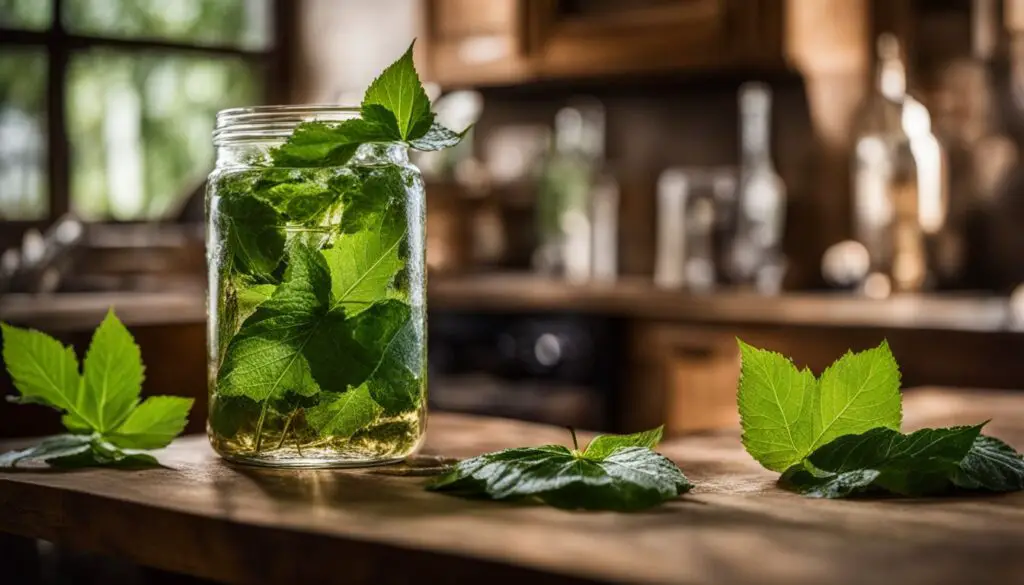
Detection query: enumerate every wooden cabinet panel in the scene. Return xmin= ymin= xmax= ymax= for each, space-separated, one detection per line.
xmin=434 ymin=0 xmax=518 ymax=36
xmin=424 ymin=0 xmax=533 ymax=86
xmin=627 ymin=323 xmax=740 ymax=435
xmin=423 ymin=0 xmax=785 ymax=86
xmin=665 ymin=340 xmax=741 ymax=433
xmin=529 ymin=0 xmax=773 ymax=78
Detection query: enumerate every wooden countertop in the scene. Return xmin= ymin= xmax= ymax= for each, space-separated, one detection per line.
xmin=1 ymin=274 xmax=1019 ymax=332
xmin=1 ymin=387 xmax=1022 ymax=585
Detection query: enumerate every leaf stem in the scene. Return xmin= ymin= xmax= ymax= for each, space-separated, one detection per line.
xmin=299 ymin=437 xmax=335 ymax=450
xmin=273 ymin=409 xmax=299 ymax=451
xmin=253 ymin=401 xmax=271 ymax=453
xmin=568 ymin=427 xmax=579 ymax=451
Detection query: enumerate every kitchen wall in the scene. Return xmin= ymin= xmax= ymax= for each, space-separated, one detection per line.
xmin=291 ymin=0 xmax=425 ymax=104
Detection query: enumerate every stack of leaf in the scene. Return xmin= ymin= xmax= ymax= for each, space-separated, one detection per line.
xmin=1 ymin=311 xmax=193 ymax=468
xmin=737 ymin=340 xmax=1024 ymax=498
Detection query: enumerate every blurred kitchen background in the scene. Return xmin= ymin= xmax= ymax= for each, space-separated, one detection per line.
xmin=4 ymin=0 xmax=1024 ymax=438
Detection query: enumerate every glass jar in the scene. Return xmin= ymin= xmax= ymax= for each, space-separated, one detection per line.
xmin=206 ymin=106 xmax=427 ymax=468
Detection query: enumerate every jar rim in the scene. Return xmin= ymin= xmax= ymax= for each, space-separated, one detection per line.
xmin=214 ymin=104 xmax=361 ymax=145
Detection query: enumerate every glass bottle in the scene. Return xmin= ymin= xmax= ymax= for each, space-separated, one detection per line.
xmin=534 ymin=99 xmax=609 ymax=282
xmin=851 ymin=34 xmax=946 ymax=295
xmin=730 ymin=82 xmax=787 ymax=294
xmin=206 ymin=106 xmax=427 ymax=468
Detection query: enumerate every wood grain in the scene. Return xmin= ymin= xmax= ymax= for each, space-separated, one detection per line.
xmin=1 ymin=388 xmax=1022 ymax=585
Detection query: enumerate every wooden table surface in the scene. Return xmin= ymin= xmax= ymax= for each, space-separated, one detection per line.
xmin=1 ymin=388 xmax=1022 ymax=585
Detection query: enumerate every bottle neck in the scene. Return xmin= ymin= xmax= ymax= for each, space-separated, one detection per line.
xmin=553 ymin=102 xmax=605 ymax=161
xmin=740 ymin=84 xmax=772 ymax=167
xmin=878 ymin=57 xmax=907 ymax=101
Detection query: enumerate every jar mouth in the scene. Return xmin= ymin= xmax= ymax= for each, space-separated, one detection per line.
xmin=214 ymin=104 xmax=361 ymax=145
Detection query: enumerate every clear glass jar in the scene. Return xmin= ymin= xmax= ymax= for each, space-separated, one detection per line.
xmin=206 ymin=106 xmax=427 ymax=467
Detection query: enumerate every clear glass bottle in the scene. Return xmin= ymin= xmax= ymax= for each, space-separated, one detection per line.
xmin=851 ymin=34 xmax=945 ymax=295
xmin=534 ymin=99 xmax=609 ymax=281
xmin=730 ymin=82 xmax=787 ymax=294
xmin=206 ymin=106 xmax=427 ymax=468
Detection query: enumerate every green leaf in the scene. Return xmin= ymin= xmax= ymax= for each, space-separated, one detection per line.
xmin=270 ymin=119 xmax=395 ymax=168
xmin=237 ymin=283 xmax=276 ymax=319
xmin=217 ymin=243 xmax=331 ymax=401
xmin=737 ymin=341 xmax=817 ymax=472
xmin=429 ymin=436 xmax=692 ymax=512
xmin=82 ymin=309 xmax=144 ymax=433
xmin=301 ymin=309 xmax=379 ymax=394
xmin=105 ymin=396 xmax=194 ymax=449
xmin=809 ymin=425 xmax=981 ymax=474
xmin=784 ymin=425 xmax=982 ymax=498
xmin=409 ymin=123 xmax=468 ymax=151
xmin=256 ymin=180 xmax=339 ymax=224
xmin=362 ymin=42 xmax=433 ymax=141
xmin=810 ymin=341 xmax=901 ymax=451
xmin=0 ymin=435 xmax=161 ymax=470
xmin=47 ymin=440 xmax=161 ymax=469
xmin=218 ymin=241 xmax=401 ymax=402
xmin=951 ymin=435 xmax=1024 ymax=492
xmin=0 ymin=434 xmax=93 ymax=468
xmin=737 ymin=340 xmax=903 ymax=472
xmin=209 ymin=394 xmax=261 ymax=439
xmin=781 ymin=466 xmax=882 ymax=499
xmin=306 ymin=385 xmax=383 ymax=439
xmin=351 ymin=300 xmax=422 ymax=415
xmin=361 ymin=104 xmax=404 ymax=141
xmin=219 ymin=194 xmax=285 ymax=278
xmin=582 ymin=427 xmax=663 ymax=460
xmin=2 ymin=322 xmax=89 ymax=421
xmin=61 ymin=413 xmax=93 ymax=434
xmin=339 ymin=165 xmax=409 ymax=235
xmin=323 ymin=210 xmax=406 ymax=315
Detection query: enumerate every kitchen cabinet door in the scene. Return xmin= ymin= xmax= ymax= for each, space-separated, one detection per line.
xmin=423 ymin=0 xmax=534 ymax=86
xmin=626 ymin=322 xmax=741 ymax=434
xmin=528 ymin=0 xmax=783 ymax=79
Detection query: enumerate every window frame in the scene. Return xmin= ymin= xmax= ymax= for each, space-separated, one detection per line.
xmin=0 ymin=0 xmax=293 ymax=239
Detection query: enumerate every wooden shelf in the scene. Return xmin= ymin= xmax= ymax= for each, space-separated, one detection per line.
xmin=429 ymin=273 xmax=1020 ymax=333
xmin=0 ymin=388 xmax=1022 ymax=585
xmin=3 ymin=274 xmax=1018 ymax=334
xmin=0 ymin=291 xmax=206 ymax=330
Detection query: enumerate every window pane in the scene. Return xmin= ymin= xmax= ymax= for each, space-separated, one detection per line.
xmin=0 ymin=0 xmax=53 ymax=30
xmin=67 ymin=50 xmax=260 ymax=220
xmin=64 ymin=0 xmax=272 ymax=50
xmin=0 ymin=49 xmax=47 ymax=220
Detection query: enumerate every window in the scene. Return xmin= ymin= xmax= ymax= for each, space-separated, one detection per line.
xmin=0 ymin=0 xmax=288 ymax=224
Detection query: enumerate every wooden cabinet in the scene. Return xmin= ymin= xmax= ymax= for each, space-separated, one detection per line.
xmin=423 ymin=0 xmax=784 ymax=86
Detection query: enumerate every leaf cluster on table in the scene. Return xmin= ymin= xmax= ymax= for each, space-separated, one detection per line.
xmin=1 ymin=310 xmax=194 ymax=468
xmin=738 ymin=340 xmax=1024 ymax=498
